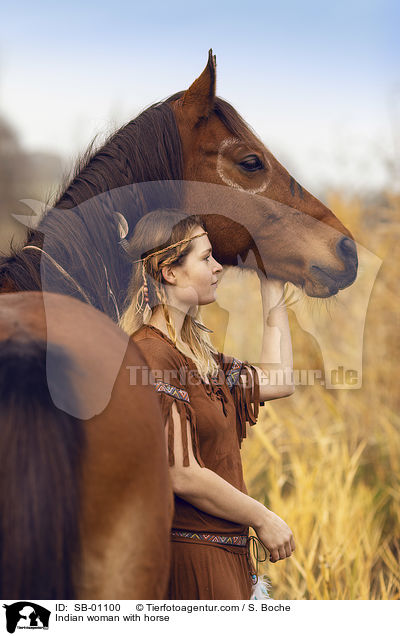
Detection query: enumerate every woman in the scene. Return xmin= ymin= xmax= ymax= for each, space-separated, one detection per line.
xmin=119 ymin=209 xmax=295 ymax=600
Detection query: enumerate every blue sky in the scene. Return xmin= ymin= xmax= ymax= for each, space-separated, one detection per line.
xmin=0 ymin=0 xmax=399 ymax=194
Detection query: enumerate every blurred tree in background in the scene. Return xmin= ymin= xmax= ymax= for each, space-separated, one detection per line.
xmin=0 ymin=113 xmax=64 ymax=251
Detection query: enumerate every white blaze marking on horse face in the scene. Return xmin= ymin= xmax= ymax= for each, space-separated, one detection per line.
xmin=216 ymin=137 xmax=271 ymax=195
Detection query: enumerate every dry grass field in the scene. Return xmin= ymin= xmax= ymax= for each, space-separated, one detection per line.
xmin=203 ymin=190 xmax=400 ymax=599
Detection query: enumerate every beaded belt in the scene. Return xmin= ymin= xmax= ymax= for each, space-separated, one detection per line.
xmin=170 ymin=529 xmax=268 ymax=584
xmin=171 ymin=529 xmax=248 ymax=546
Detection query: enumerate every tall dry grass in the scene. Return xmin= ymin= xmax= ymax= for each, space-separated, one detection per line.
xmin=203 ymin=190 xmax=400 ymax=599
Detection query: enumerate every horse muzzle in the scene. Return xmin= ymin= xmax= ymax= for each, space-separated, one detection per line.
xmin=306 ymin=237 xmax=358 ymax=297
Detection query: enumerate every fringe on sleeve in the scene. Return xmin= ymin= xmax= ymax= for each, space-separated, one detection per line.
xmin=228 ymin=360 xmax=264 ymax=448
xmin=157 ymin=387 xmax=205 ymax=468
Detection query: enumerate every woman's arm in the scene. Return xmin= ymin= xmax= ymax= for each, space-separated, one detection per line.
xmin=252 ymin=276 xmax=294 ymax=402
xmin=167 ymin=403 xmax=295 ymax=562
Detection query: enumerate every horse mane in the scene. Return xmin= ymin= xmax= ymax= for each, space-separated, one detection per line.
xmin=0 ymin=93 xmax=253 ymax=319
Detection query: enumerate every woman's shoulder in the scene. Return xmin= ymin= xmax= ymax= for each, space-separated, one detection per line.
xmin=131 ymin=324 xmax=188 ymax=371
xmin=131 ymin=324 xmax=191 ymax=401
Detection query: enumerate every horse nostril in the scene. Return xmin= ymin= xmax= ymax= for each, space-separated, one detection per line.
xmin=337 ymin=237 xmax=357 ymax=264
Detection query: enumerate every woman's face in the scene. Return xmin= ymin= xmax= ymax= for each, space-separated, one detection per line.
xmin=163 ymin=226 xmax=223 ymax=308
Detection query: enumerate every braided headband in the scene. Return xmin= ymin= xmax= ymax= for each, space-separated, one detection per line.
xmin=131 ymin=231 xmax=208 ymax=265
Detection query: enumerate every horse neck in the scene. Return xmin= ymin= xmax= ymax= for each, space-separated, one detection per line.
xmin=6 ymin=101 xmax=184 ymax=319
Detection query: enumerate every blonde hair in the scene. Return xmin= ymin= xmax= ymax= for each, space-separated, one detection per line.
xmin=119 ymin=209 xmax=219 ymax=380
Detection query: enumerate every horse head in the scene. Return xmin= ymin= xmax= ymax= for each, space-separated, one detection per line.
xmin=170 ymin=50 xmax=358 ymax=298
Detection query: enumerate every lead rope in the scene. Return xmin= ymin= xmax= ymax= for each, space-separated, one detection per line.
xmin=247 ymin=534 xmax=268 ymax=579
xmin=247 ymin=535 xmax=272 ymax=600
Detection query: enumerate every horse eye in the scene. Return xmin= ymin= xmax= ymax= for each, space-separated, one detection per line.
xmin=238 ymin=155 xmax=264 ymax=172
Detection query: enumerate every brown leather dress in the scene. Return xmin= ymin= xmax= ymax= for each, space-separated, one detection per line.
xmin=131 ymin=324 xmax=264 ymax=600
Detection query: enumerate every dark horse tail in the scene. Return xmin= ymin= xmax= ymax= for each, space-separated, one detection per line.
xmin=0 ymin=337 xmax=85 ymax=599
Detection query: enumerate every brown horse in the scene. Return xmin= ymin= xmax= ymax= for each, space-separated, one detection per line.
xmin=0 ymin=50 xmax=357 ymax=304
xmin=0 ymin=291 xmax=172 ymax=599
xmin=0 ymin=50 xmax=358 ymax=599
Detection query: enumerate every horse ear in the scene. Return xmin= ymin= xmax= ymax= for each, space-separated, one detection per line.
xmin=181 ymin=49 xmax=216 ymax=126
